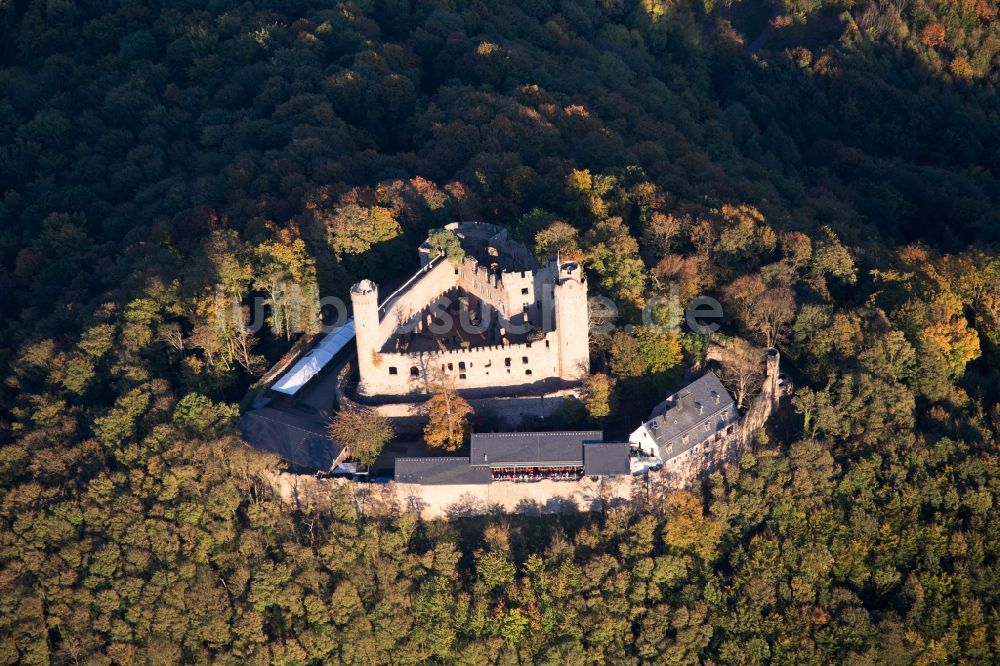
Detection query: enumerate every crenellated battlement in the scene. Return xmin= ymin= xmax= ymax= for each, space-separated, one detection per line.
xmin=379 ymin=331 xmax=555 ymax=360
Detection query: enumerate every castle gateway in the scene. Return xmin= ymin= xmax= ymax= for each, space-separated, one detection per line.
xmin=351 ymin=222 xmax=590 ymax=398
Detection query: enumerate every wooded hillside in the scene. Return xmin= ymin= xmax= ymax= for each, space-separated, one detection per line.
xmin=0 ymin=0 xmax=998 ymax=663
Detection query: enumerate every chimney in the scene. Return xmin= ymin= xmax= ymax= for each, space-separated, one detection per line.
xmin=695 ymin=402 xmax=704 ymax=415
xmin=711 ymin=391 xmax=720 ymax=405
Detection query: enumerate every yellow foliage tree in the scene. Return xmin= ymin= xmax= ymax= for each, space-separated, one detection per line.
xmin=581 ymin=373 xmax=614 ymax=420
xmin=661 ymin=490 xmax=722 ymax=563
xmin=921 ymin=319 xmax=981 ymax=378
xmin=566 ymin=168 xmax=592 ymax=195
xmin=422 ymin=381 xmax=474 ymax=451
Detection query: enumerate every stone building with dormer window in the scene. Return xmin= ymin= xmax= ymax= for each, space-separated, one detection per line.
xmin=629 ymin=372 xmax=739 ymax=467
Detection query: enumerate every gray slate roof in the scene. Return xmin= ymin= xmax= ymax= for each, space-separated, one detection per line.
xmin=583 ymin=443 xmax=631 ymax=476
xmin=239 ymin=407 xmax=343 ymax=472
xmin=642 ymin=372 xmax=736 ymax=453
xmin=470 ymin=430 xmax=603 ymax=468
xmin=394 ymin=457 xmax=491 ymax=485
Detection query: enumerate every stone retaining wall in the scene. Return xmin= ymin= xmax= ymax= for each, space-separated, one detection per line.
xmin=336 ymin=361 xmax=581 ymax=434
xmin=268 ymin=470 xmax=638 ymax=519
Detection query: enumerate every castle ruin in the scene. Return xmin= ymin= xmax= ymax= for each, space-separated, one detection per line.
xmin=351 ymin=222 xmax=590 ymax=398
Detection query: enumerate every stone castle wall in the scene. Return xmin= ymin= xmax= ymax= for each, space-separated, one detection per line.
xmin=369 ymin=331 xmax=561 ymax=396
xmin=737 ymin=348 xmax=780 ymax=445
xmin=335 ymin=363 xmax=579 ymax=433
xmin=352 ymin=235 xmax=589 ymax=398
xmin=376 ymin=258 xmax=457 ymax=343
xmin=268 ymin=470 xmax=635 ymax=520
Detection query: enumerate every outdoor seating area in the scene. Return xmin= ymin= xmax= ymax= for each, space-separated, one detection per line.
xmin=490 ymin=466 xmax=585 ymax=482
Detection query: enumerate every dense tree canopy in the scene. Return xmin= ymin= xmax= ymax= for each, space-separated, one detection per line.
xmin=0 ymin=0 xmax=998 ymax=663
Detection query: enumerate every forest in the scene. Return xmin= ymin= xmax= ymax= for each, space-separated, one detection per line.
xmin=0 ymin=0 xmax=998 ymax=662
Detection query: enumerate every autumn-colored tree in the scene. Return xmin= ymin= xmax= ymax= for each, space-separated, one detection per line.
xmin=782 ymin=228 xmax=812 ymax=261
xmin=920 ymin=313 xmax=981 ymax=378
xmin=534 ymin=221 xmax=584 ymax=262
xmin=2 ymin=3 xmax=999 ymax=663
xmin=652 ymin=254 xmax=704 ymax=303
xmin=723 ymin=275 xmax=796 ymax=347
xmin=809 ymin=227 xmax=857 ymax=300
xmin=609 ymin=330 xmax=644 ymax=378
xmin=945 ymin=251 xmax=1000 ymax=346
xmin=718 ymin=339 xmax=765 ymax=409
xmin=713 ymin=204 xmax=776 ymax=262
xmin=949 ymin=56 xmax=974 ymax=81
xmin=566 ymin=168 xmax=593 ymax=194
xmin=921 ymin=22 xmax=946 ymax=48
xmin=422 ymin=381 xmax=474 ymax=451
xmin=661 ymin=490 xmax=722 ymax=562
xmin=254 ymin=228 xmax=320 ymax=340
xmin=327 ymin=404 xmax=395 ymax=468
xmin=642 ymin=212 xmax=684 ymax=258
xmin=581 ymin=373 xmax=615 ymax=420
xmin=326 ymin=203 xmax=402 ymax=257
xmin=634 ymin=326 xmax=683 ymax=374
xmin=722 ymin=274 xmax=767 ymax=326
xmin=689 ymin=218 xmax=717 ymax=259
xmin=749 ymin=286 xmax=797 ymax=348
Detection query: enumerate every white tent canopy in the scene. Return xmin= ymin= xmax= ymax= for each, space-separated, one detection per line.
xmin=269 ymin=261 xmax=439 ymax=396
xmin=271 ymin=319 xmax=356 ymax=395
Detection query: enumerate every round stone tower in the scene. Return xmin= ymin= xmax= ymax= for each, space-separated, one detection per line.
xmin=351 ymin=279 xmax=380 ymax=396
xmin=553 ymin=263 xmax=590 ymax=382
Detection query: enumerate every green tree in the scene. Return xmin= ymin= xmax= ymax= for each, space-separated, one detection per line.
xmin=585 ymin=217 xmax=648 ymax=309
xmin=426 ymin=228 xmax=466 ymax=266
xmin=534 ymin=221 xmax=584 ymax=262
xmin=172 ymin=393 xmax=239 ymax=438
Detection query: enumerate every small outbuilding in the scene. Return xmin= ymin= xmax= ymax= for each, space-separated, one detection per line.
xmin=238 ymin=407 xmax=345 ymax=473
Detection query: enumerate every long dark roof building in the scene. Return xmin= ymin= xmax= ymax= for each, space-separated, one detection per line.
xmin=394 ymin=457 xmax=492 ymax=485
xmin=392 ymin=430 xmax=631 ymax=484
xmin=469 ymin=431 xmax=604 ymax=468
